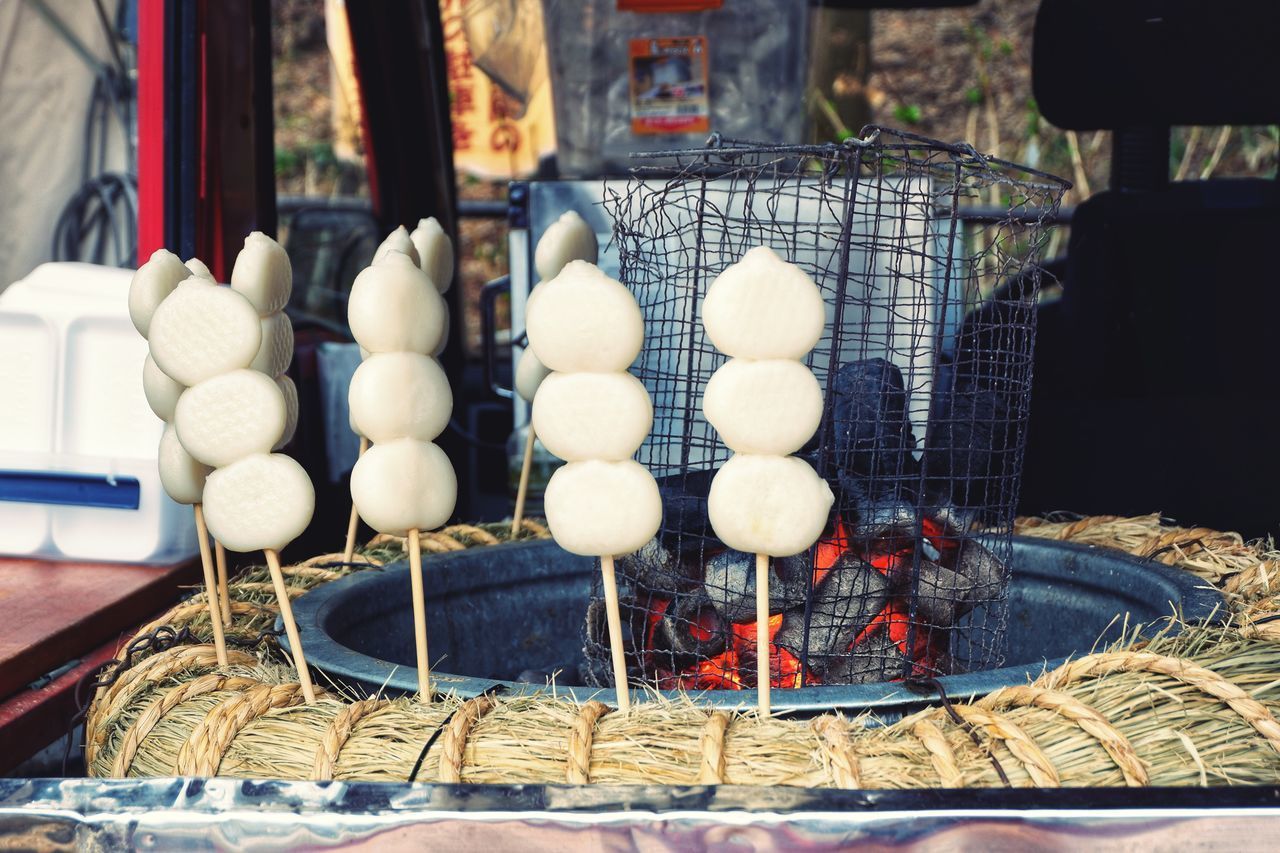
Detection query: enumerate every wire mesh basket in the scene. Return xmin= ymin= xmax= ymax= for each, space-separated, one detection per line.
xmin=582 ymin=127 xmax=1069 ymax=692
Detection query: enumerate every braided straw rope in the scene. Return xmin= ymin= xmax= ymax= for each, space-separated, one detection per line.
xmin=84 ymin=514 xmax=1280 ymax=788
xmin=1039 ymin=650 xmax=1280 ymax=754
xmin=979 ymin=684 xmax=1147 ymax=786
xmin=176 ymin=683 xmax=320 ymax=777
xmin=911 ymin=719 xmax=964 ymax=787
xmin=566 ymin=701 xmax=611 ymax=784
xmin=696 ymin=712 xmax=732 ymax=784
xmin=312 ymin=698 xmax=392 ymax=781
xmin=111 ymin=674 xmax=261 ymax=777
xmin=811 ymin=716 xmax=861 ymax=788
xmin=439 ymin=696 xmax=497 ymax=783
xmin=949 ymin=706 xmax=1059 ymax=787
xmin=86 ymin=645 xmax=256 ymax=768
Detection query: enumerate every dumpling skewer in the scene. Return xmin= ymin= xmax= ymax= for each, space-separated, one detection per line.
xmin=342 ymin=222 xmax=454 ymax=564
xmin=510 ymin=211 xmax=598 ymax=539
xmin=233 ymin=235 xmax=301 ymax=618
xmin=152 ymin=234 xmax=318 ymax=702
xmin=347 ymin=249 xmax=454 ymax=702
xmin=129 ymin=249 xmax=230 ymax=662
xmin=528 ymin=260 xmax=657 ymax=713
xmin=701 ymin=247 xmax=834 ymax=715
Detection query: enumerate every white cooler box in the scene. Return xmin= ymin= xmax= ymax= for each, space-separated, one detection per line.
xmin=0 ymin=263 xmax=197 ymax=564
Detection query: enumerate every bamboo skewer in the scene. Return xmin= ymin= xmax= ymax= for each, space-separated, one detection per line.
xmin=408 ymin=528 xmax=432 ymax=702
xmin=342 ymin=436 xmax=369 ymax=563
xmin=510 ymin=425 xmax=537 ymax=539
xmin=756 ymin=553 xmax=771 ymax=716
xmin=214 ymin=541 xmax=231 ymax=626
xmin=264 ymin=548 xmax=316 ymax=704
xmin=191 ymin=505 xmax=228 ymax=666
xmin=599 ymin=554 xmax=631 ymax=714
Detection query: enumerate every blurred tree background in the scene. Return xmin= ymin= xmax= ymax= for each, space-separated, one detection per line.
xmin=269 ymin=0 xmax=1279 ymax=346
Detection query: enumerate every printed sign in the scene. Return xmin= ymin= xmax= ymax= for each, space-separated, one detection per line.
xmin=628 ymin=36 xmax=710 ymax=136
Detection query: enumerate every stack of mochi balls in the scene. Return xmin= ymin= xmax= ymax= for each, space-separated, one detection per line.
xmin=526 ymin=254 xmax=660 ymax=711
xmin=157 ymin=235 xmax=313 ymax=558
xmin=130 ymin=233 xmax=317 ymax=701
xmin=345 ymin=219 xmax=456 ymax=701
xmin=701 ymin=246 xmax=835 ymax=712
xmin=347 ymin=220 xmax=456 ymax=540
xmin=703 ymin=246 xmax=834 ymax=557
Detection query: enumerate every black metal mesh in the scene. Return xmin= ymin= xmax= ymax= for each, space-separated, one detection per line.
xmin=583 ymin=127 xmax=1068 ymax=691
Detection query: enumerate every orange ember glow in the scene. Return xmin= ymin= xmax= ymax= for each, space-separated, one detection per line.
xmin=643 ymin=520 xmax=950 ymax=690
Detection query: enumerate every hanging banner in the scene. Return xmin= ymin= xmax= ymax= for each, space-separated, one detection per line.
xmin=439 ymin=0 xmax=557 ymax=179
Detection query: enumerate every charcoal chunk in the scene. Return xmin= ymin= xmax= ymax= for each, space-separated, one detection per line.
xmin=774 ymin=553 xmax=888 ymax=665
xmin=829 ymin=358 xmax=920 ymax=494
xmin=703 ymin=550 xmax=811 ymax=624
xmin=823 ymin=626 xmax=907 ymax=684
xmin=922 ymin=385 xmax=1016 ymax=516
xmin=616 ymin=537 xmax=697 ymax=596
xmin=909 ymin=560 xmax=970 ymax=627
xmin=656 ymin=467 xmax=718 ymax=549
xmin=651 ymin=590 xmax=728 ymax=669
xmin=954 ymin=538 xmax=1005 ymax=603
xmin=848 ymin=499 xmax=918 ymax=551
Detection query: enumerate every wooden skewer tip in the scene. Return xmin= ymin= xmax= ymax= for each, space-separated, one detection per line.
xmin=599 ymin=554 xmax=631 ymax=714
xmin=407 ymin=528 xmax=432 ymax=703
xmin=265 ymin=548 xmax=316 ymax=704
xmin=191 ymin=503 xmax=228 ymax=667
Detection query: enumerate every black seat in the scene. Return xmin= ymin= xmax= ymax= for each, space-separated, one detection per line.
xmin=1019 ymin=0 xmax=1280 ymax=537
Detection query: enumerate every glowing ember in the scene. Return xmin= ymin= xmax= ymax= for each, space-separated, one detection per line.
xmin=637 ymin=518 xmax=959 ymax=690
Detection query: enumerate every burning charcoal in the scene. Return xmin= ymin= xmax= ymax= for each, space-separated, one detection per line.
xmin=703 ymin=550 xmax=810 ymax=624
xmin=616 ymin=537 xmax=696 ymax=596
xmin=909 ymin=560 xmax=970 ymax=627
xmin=823 ymin=626 xmax=907 ymax=685
xmin=829 ymin=358 xmax=920 ymax=493
xmin=774 ymin=553 xmax=888 ymax=664
xmin=955 ymin=538 xmax=1004 ymax=604
xmin=656 ymin=467 xmax=718 ymax=548
xmin=922 ymin=385 xmax=1015 ymax=517
xmin=848 ymin=499 xmax=918 ymax=551
xmin=582 ymin=596 xmax=653 ymax=686
xmin=585 ymin=596 xmax=646 ymax=661
xmin=651 ymin=590 xmax=729 ymax=669
xmin=933 ymin=501 xmax=980 ymax=536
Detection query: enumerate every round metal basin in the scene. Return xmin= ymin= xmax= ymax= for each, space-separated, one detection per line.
xmin=286 ymin=537 xmax=1221 ymax=714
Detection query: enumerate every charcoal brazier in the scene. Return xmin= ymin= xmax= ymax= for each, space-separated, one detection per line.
xmin=286 ymin=537 xmax=1221 ymax=713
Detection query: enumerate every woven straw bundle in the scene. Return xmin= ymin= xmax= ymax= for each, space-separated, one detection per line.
xmin=85 ymin=515 xmax=1280 ymax=789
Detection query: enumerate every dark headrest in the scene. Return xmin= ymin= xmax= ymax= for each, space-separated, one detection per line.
xmin=1033 ymin=0 xmax=1280 ymax=130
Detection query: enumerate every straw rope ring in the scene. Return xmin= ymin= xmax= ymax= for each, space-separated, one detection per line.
xmin=112 ymin=674 xmax=261 ymax=777
xmin=130 ymin=601 xmax=278 ymax=647
xmin=312 ymin=697 xmax=393 ymax=781
xmin=88 ymin=645 xmax=254 ymax=766
xmin=811 ymin=715 xmax=861 ymax=789
xmin=439 ymin=695 xmax=497 ymax=783
xmin=440 ymin=524 xmax=501 ymax=545
xmin=981 ymin=684 xmax=1147 ymax=786
xmin=911 ymin=719 xmax=963 ymax=787
xmin=1041 ymin=651 xmax=1280 ymax=754
xmin=949 ymin=706 xmax=1060 ymax=787
xmin=176 ymin=683 xmax=318 ymax=777
xmin=566 ymin=701 xmax=611 ymax=784
xmin=695 ymin=711 xmax=731 ymax=784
